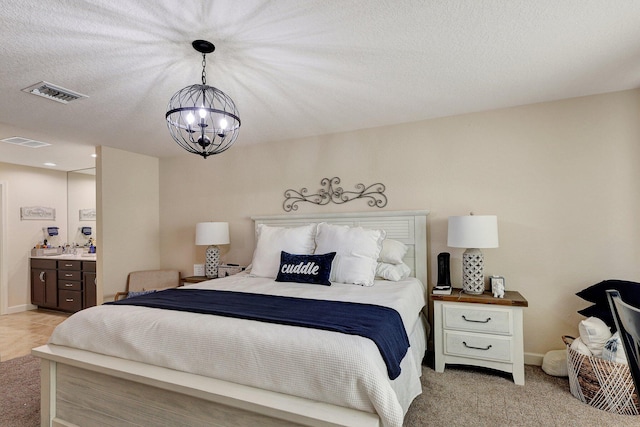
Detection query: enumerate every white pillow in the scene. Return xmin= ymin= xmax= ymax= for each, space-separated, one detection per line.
xmin=315 ymin=223 xmax=385 ymax=286
xmin=578 ymin=317 xmax=612 ymax=358
xmin=378 ymin=239 xmax=408 ymax=265
xmin=250 ymin=224 xmax=316 ymax=279
xmin=376 ymin=262 xmax=411 ymax=282
xmin=570 ymin=336 xmax=593 ymax=357
xmin=331 ymin=253 xmax=378 ymax=287
xmin=541 ymin=349 xmax=568 ymax=377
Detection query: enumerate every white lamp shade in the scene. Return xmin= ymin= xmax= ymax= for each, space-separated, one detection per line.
xmin=448 ymin=215 xmax=499 ymax=249
xmin=195 ymin=222 xmax=230 ymax=246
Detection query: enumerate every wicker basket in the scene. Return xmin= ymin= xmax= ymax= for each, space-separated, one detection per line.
xmin=563 ymin=335 xmax=640 ymax=415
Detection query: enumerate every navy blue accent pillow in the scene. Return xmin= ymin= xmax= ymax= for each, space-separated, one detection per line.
xmin=576 ymin=280 xmax=640 ymax=306
xmin=578 ymin=304 xmax=616 ymax=331
xmin=276 ymin=251 xmax=336 ymax=286
xmin=576 ymin=280 xmax=640 ymax=331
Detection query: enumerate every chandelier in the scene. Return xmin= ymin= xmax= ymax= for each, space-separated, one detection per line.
xmin=165 ymin=40 xmax=241 ymax=158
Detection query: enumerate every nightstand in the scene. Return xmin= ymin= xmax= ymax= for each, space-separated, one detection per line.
xmin=181 ymin=276 xmax=211 ymax=285
xmin=432 ymin=288 xmax=528 ymax=385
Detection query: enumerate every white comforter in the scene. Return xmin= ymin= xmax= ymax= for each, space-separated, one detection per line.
xmin=49 ymin=274 xmax=427 ymax=427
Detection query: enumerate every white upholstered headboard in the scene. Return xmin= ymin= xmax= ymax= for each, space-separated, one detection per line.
xmin=251 ymin=210 xmax=429 ymax=289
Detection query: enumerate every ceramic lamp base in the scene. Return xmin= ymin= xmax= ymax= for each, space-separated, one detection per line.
xmin=205 ymin=245 xmax=220 ymax=278
xmin=462 ymin=248 xmax=485 ymax=294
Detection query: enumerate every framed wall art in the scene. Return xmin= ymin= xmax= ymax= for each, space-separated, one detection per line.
xmin=20 ymin=206 xmax=55 ymax=220
xmin=79 ymin=208 xmax=96 ymax=221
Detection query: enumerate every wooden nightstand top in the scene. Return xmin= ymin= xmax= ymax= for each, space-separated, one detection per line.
xmin=432 ymin=288 xmax=528 ymax=307
xmin=181 ymin=276 xmax=211 ymax=284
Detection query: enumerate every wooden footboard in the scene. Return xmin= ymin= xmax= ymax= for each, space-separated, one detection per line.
xmin=33 ymin=344 xmax=381 ymax=427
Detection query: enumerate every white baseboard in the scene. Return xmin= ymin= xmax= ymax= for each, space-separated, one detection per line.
xmin=5 ymin=303 xmax=37 ymax=314
xmin=524 ymin=352 xmax=544 ymax=366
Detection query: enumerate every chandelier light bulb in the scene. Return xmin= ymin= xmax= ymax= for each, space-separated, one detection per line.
xmin=186 ymin=113 xmax=195 ymax=124
xmin=219 ymin=118 xmax=228 ymax=129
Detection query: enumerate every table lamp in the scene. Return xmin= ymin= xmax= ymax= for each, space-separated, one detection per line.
xmin=447 ymin=214 xmax=499 ymax=294
xmin=196 ymin=222 xmax=230 ymax=278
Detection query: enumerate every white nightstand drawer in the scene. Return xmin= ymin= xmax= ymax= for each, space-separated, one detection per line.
xmin=443 ymin=304 xmax=512 ymax=335
xmin=444 ymin=330 xmax=513 ymax=362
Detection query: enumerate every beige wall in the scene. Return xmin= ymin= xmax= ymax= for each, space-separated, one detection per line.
xmin=159 ymin=89 xmax=640 ymax=359
xmin=0 ymin=162 xmax=67 ymax=312
xmin=97 ymin=146 xmax=160 ymax=301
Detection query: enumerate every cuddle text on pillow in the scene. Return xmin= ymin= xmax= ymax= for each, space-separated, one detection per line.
xmin=276 ymin=251 xmax=336 ymax=285
xmin=281 ymin=261 xmax=321 ymax=276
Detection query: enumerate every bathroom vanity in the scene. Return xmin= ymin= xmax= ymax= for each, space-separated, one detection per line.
xmin=31 ymin=254 xmax=97 ymax=312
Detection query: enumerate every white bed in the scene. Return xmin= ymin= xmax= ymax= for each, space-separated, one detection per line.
xmin=34 ymin=210 xmax=429 ymax=427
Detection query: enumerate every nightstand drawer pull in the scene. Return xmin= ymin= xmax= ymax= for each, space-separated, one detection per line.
xmin=463 ymin=341 xmax=492 ymax=351
xmin=66 ymin=298 xmax=74 ymax=302
xmin=462 ymin=315 xmax=491 ymax=323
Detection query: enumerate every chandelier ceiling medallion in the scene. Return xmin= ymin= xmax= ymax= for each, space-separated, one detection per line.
xmin=165 ymin=40 xmax=241 ymax=158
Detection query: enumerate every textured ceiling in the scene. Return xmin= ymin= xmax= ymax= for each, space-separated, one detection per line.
xmin=1 ymin=0 xmax=640 ymax=171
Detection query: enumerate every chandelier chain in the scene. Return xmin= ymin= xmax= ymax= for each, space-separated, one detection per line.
xmin=201 ymin=53 xmax=207 ymax=85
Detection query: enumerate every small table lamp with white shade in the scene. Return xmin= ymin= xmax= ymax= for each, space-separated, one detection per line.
xmin=447 ymin=214 xmax=499 ymax=294
xmin=196 ymin=222 xmax=230 ymax=278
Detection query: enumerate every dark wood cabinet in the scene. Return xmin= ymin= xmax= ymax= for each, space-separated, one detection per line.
xmin=83 ymin=271 xmax=97 ymax=308
xmin=30 ymin=258 xmax=97 ymax=312
xmin=31 ymin=259 xmax=57 ymax=308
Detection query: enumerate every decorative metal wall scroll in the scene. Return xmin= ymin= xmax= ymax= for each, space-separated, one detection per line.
xmin=20 ymin=206 xmax=56 ymax=220
xmin=79 ymin=208 xmax=96 ymax=221
xmin=283 ymin=177 xmax=387 ymax=212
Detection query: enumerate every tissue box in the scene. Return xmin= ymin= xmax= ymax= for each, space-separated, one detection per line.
xmin=218 ymin=264 xmax=245 ymax=278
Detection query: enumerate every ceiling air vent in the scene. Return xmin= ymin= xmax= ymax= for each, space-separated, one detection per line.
xmin=22 ymin=81 xmax=89 ymax=104
xmin=1 ymin=136 xmax=51 ymax=148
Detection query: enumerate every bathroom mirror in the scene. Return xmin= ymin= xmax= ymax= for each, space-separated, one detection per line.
xmin=67 ymin=168 xmax=96 ymax=246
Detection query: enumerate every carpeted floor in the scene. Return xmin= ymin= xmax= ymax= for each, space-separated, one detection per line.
xmin=1 ymin=355 xmax=638 ymax=426
xmin=0 ymin=354 xmax=40 ymax=427
xmin=405 ymin=364 xmax=639 ymax=426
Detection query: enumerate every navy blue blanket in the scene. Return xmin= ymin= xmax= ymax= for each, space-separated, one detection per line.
xmin=107 ymin=289 xmax=409 ymax=379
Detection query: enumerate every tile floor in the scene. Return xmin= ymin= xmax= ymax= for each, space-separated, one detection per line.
xmin=0 ymin=309 xmax=69 ymax=361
